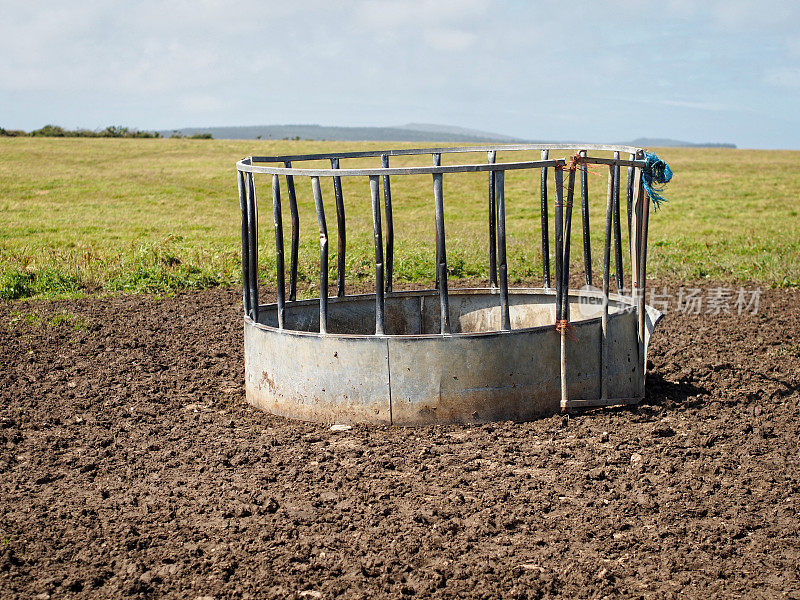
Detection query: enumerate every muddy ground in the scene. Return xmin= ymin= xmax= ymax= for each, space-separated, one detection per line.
xmin=1 ymin=280 xmax=799 ymax=599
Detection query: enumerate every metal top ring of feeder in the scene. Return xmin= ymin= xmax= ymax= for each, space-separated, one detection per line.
xmin=237 ymin=143 xmax=647 ymax=177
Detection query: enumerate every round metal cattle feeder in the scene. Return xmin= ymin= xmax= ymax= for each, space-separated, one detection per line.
xmin=237 ymin=144 xmax=664 ymax=425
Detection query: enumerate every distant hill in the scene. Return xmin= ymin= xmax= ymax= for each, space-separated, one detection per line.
xmin=159 ymin=124 xmax=526 ymax=143
xmin=158 ymin=124 xmax=735 ymax=148
xmin=626 ymin=137 xmax=736 ymax=149
xmin=396 ymin=123 xmax=523 ymax=142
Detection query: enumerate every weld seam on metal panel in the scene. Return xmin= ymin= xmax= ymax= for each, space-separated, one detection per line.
xmin=386 ymin=338 xmax=393 ymax=425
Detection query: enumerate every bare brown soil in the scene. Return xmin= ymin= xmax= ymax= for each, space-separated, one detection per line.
xmin=1 ymin=281 xmax=799 ymax=599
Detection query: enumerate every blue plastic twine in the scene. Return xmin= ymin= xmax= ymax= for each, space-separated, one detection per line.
xmin=641 ymin=152 xmax=673 ymax=210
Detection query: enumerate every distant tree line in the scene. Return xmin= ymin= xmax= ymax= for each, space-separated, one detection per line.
xmin=0 ymin=125 xmax=212 ymax=139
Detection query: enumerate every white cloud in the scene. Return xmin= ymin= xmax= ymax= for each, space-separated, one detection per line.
xmin=181 ymin=94 xmax=224 ymax=113
xmin=355 ymin=0 xmax=490 ymax=28
xmin=708 ymin=0 xmax=800 ymax=32
xmin=785 ymin=37 xmax=800 ymax=59
xmin=424 ymin=28 xmax=477 ymax=52
xmin=764 ymin=67 xmax=800 ymax=89
xmin=0 ymin=0 xmax=798 ymax=147
xmin=658 ymin=100 xmax=735 ymax=112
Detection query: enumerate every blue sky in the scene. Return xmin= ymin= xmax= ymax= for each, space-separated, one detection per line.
xmin=2 ymin=0 xmax=799 ymax=148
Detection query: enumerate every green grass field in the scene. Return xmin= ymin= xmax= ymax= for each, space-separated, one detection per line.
xmin=1 ymin=137 xmax=798 ymax=300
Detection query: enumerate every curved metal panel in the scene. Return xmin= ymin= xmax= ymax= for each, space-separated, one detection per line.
xmin=244 ymin=290 xmax=661 ymax=425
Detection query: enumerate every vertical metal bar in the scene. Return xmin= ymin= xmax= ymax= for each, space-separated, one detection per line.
xmin=601 ymin=165 xmax=614 ymax=403
xmin=272 ymin=174 xmax=285 ymax=329
xmin=560 ymin=165 xmax=576 ymax=411
xmin=638 ymin=173 xmax=650 ymax=395
xmin=381 ymin=154 xmax=394 ymax=293
xmin=237 ymin=170 xmax=251 ymax=315
xmin=612 ymin=151 xmax=624 ymax=293
xmin=496 ymin=170 xmax=510 ymax=331
xmin=554 ymin=164 xmax=566 ymax=410
xmin=561 ymin=167 xmax=577 ymax=321
xmin=630 ymin=165 xmax=645 ymax=398
xmin=488 ymin=150 xmax=498 ymax=289
xmin=330 ymin=158 xmax=346 ymax=298
xmin=540 ymin=149 xmax=551 ymax=288
xmin=311 ymin=177 xmax=328 ymax=334
xmin=432 ymin=169 xmax=451 ymax=334
xmin=284 ymin=161 xmax=300 ymax=302
xmin=630 ymin=149 xmax=647 ymax=396
xmin=245 ymin=172 xmax=259 ymax=322
xmin=560 ymin=326 xmax=567 ymax=411
xmin=626 ymin=153 xmax=634 ymax=254
xmin=432 ymin=153 xmax=441 ymax=291
xmin=639 ymin=176 xmax=650 ymax=288
xmin=553 ymin=166 xmax=564 ymax=326
xmin=579 ymin=150 xmax=593 ymax=286
xmin=630 ymin=168 xmax=642 ymax=295
xmin=369 ymin=176 xmax=385 ymax=335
